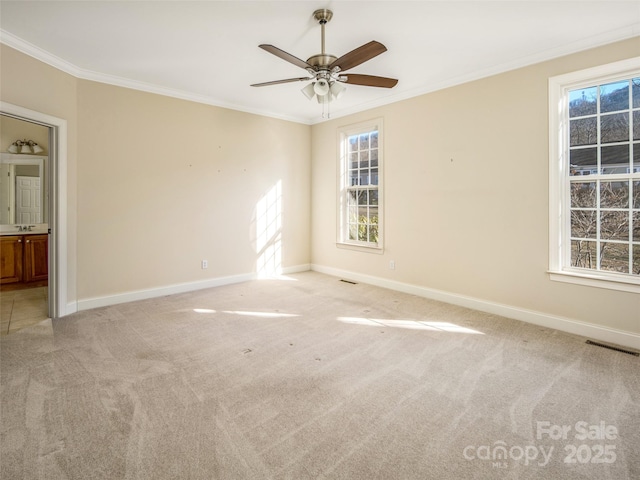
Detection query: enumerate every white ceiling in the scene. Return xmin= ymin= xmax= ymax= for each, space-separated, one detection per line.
xmin=1 ymin=1 xmax=639 ymax=124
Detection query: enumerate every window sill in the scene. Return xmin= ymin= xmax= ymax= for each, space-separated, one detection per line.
xmin=336 ymin=242 xmax=384 ymax=255
xmin=548 ymin=270 xmax=640 ymax=294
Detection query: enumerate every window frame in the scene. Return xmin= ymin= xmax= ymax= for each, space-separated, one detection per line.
xmin=548 ymin=57 xmax=640 ymax=293
xmin=337 ymin=118 xmax=384 ymax=253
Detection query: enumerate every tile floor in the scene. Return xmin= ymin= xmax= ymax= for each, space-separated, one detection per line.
xmin=0 ymin=286 xmax=49 ymax=335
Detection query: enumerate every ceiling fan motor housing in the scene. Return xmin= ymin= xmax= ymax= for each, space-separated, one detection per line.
xmin=307 ymin=54 xmax=337 ymax=69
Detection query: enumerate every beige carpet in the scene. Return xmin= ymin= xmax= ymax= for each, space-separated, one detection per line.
xmin=1 ymin=271 xmax=638 ymax=479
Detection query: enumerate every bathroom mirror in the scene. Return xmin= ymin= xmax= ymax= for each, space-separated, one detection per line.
xmin=0 ymin=153 xmax=48 ymax=226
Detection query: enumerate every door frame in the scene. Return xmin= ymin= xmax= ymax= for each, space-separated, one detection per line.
xmin=1 ymin=102 xmax=70 ymax=318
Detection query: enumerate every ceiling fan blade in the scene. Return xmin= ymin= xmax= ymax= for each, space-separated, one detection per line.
xmin=259 ymin=44 xmax=313 ymax=70
xmin=343 ymin=74 xmax=398 ymax=88
xmin=329 ymin=41 xmax=387 ymax=72
xmin=251 ymin=77 xmax=313 ymax=87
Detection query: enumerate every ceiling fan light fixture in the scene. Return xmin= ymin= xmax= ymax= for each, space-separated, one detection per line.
xmin=330 ymin=81 xmax=346 ymax=99
xmin=317 ymin=93 xmax=331 ymax=104
xmin=313 ymin=79 xmax=330 ymax=96
xmin=301 ymin=82 xmax=316 ymax=100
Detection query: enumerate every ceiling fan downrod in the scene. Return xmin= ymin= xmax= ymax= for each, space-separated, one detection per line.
xmin=313 ymin=9 xmax=332 ymax=55
xmin=308 ymin=9 xmax=336 ymax=70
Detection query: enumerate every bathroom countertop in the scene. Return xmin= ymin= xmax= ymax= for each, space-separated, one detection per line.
xmin=0 ymin=227 xmax=49 ymax=236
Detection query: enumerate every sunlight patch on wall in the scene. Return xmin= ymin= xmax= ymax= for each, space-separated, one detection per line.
xmin=338 ymin=316 xmax=483 ymax=334
xmin=255 ymin=180 xmax=282 ymax=278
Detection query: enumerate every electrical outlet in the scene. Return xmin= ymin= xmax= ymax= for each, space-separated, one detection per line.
xmin=201 ymin=260 xmax=208 ymax=269
xmin=389 ymin=260 xmax=395 ymax=270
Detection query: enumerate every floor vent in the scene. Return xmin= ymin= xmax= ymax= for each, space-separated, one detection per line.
xmin=340 ymin=279 xmax=357 ymax=285
xmin=586 ymin=340 xmax=639 ymax=357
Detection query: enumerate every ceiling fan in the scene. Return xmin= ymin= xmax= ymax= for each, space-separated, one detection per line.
xmin=251 ymin=9 xmax=398 ymax=104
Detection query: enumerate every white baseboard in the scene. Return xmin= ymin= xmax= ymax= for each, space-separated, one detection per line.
xmin=76 ymin=263 xmax=311 ymax=312
xmin=65 ymin=302 xmax=78 ymax=316
xmin=311 ymin=264 xmax=640 ymax=351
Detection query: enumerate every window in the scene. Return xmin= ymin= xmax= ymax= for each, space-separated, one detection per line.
xmin=338 ymin=119 xmax=383 ymax=251
xmin=549 ymin=58 xmax=640 ymax=293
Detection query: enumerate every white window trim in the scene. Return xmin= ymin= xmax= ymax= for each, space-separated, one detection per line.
xmin=548 ymin=56 xmax=640 ymax=293
xmin=336 ymin=118 xmax=384 ymax=253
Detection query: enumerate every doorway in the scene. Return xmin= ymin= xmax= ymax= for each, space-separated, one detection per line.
xmin=0 ymin=102 xmax=69 ymax=334
xmin=0 ymin=116 xmax=50 ymax=334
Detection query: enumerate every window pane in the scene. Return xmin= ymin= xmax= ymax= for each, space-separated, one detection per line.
xmin=348 ymin=136 xmax=358 ymax=152
xmin=349 ymin=152 xmax=358 ymax=168
xmin=601 ymin=144 xmax=629 ymax=174
xmin=359 ymin=150 xmax=369 ymax=167
xmin=634 ymin=181 xmax=640 ymax=208
xmin=358 ymin=190 xmax=368 ymax=206
xmin=348 ymin=223 xmax=358 ymax=241
xmin=571 ymin=182 xmax=596 ymax=208
xmin=358 ymin=223 xmax=367 ymax=242
xmin=571 ymin=210 xmax=597 ymax=238
xmin=347 ymin=190 xmax=357 ymax=206
xmin=370 ymin=205 xmax=378 ymax=222
xmin=634 ymin=112 xmax=640 ymax=141
xmin=600 ymin=80 xmax=629 ymax=113
xmin=359 ymin=134 xmax=369 ymax=150
xmin=634 ymin=245 xmax=640 ymax=275
xmin=601 ymin=211 xmax=628 ymax=240
xmin=370 ymin=168 xmax=379 ymax=186
xmin=633 ymin=78 xmax=640 ymax=108
xmin=600 ymin=242 xmax=629 ymax=273
xmin=600 ymin=112 xmax=629 ymax=143
xmin=635 ymin=145 xmax=640 ymax=174
xmin=600 ymin=180 xmax=629 ymax=208
xmin=571 ymin=240 xmax=596 ymax=269
xmin=370 ymin=148 xmax=378 ymax=166
xmin=570 ymin=148 xmax=596 ymax=175
xmin=569 ymin=87 xmax=597 ymax=117
xmin=369 ymin=224 xmax=379 ymax=243
xmin=570 ymin=117 xmax=597 ymax=146
xmin=348 ymin=210 xmax=358 ymax=230
xmin=633 ymin=211 xmax=640 ymax=242
xmin=370 ymin=131 xmax=379 ymax=148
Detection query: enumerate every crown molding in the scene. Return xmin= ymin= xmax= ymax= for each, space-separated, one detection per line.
xmin=3 ymin=23 xmax=639 ymax=126
xmin=312 ymin=23 xmax=640 ymax=124
xmin=0 ymin=29 xmax=311 ymax=125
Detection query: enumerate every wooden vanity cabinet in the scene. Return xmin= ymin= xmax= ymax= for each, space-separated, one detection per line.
xmin=0 ymin=234 xmax=48 ymax=285
xmin=23 ymin=235 xmax=48 ymax=282
xmin=1 ymin=236 xmax=23 ymax=284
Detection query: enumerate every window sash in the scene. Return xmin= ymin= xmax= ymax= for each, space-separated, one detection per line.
xmin=338 ymin=119 xmax=383 ymax=250
xmin=549 ymin=57 xmax=640 ymax=293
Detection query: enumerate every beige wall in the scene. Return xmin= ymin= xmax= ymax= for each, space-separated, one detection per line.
xmin=1 ymin=115 xmax=49 ymax=154
xmin=311 ymin=38 xmax=640 ymax=336
xmin=76 ymin=81 xmax=310 ymax=299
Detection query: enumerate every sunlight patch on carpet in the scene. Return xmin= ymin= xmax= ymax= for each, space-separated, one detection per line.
xmin=223 ymin=310 xmax=300 ymax=318
xmin=338 ymin=316 xmax=483 ymax=334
